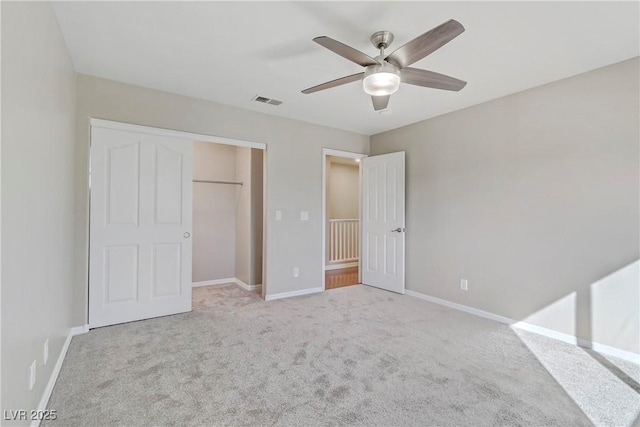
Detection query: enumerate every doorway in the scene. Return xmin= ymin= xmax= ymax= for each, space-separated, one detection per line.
xmin=192 ymin=141 xmax=264 ymax=306
xmin=322 ymin=149 xmax=367 ymax=291
xmin=321 ymin=149 xmax=407 ymax=295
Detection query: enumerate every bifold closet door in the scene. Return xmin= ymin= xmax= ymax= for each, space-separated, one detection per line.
xmin=89 ymin=126 xmax=193 ymax=328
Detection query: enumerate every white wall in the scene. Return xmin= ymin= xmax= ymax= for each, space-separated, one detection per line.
xmin=192 ymin=142 xmax=237 ymax=282
xmin=1 ymin=1 xmax=77 ymax=420
xmin=371 ymin=58 xmax=640 ymax=354
xmin=328 ymin=161 xmax=359 ymax=219
xmin=73 ymin=73 xmax=369 ymax=316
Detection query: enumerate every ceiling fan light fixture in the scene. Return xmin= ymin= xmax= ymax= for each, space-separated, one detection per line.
xmin=363 ymin=72 xmax=401 ymax=96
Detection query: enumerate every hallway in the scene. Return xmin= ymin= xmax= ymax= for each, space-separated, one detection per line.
xmin=325 ymin=267 xmax=359 ymax=290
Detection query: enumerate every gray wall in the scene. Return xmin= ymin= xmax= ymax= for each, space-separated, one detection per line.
xmin=74 ymin=74 xmax=369 ymax=320
xmin=234 ymin=147 xmax=264 ymax=287
xmin=328 ymin=162 xmax=359 ymax=219
xmin=371 ymin=58 xmax=640 ymax=353
xmin=192 ymin=142 xmax=237 ymax=282
xmin=1 ymin=1 xmax=77 ymax=419
xmin=251 ymin=149 xmax=264 ymax=285
xmin=235 ymin=147 xmax=252 ymax=285
xmin=194 ymin=143 xmax=263 ymax=286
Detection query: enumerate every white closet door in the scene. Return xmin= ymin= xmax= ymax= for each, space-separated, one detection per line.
xmin=89 ymin=126 xmax=193 ymax=328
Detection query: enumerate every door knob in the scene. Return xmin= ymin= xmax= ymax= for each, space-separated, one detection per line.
xmin=184 ymin=232 xmax=191 ymax=238
xmin=391 ymin=227 xmax=405 ymax=233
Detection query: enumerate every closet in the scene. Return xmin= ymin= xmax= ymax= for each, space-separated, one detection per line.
xmin=192 ymin=141 xmax=263 ymax=291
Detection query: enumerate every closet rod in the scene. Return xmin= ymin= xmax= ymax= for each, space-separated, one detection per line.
xmin=193 ymin=179 xmax=243 ymax=186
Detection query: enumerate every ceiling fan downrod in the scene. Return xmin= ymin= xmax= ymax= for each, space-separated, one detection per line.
xmin=370 ymin=31 xmax=394 ymax=56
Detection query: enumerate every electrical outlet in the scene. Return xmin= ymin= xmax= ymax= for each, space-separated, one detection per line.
xmin=300 ymin=211 xmax=309 ymax=221
xmin=44 ymin=339 xmax=49 ymax=365
xmin=29 ymin=360 xmax=36 ymax=390
xmin=293 ymin=267 xmax=300 ymax=278
xmin=460 ymin=279 xmax=469 ymax=291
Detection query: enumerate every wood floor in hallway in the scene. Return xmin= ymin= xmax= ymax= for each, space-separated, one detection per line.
xmin=325 ymin=266 xmax=359 ymax=290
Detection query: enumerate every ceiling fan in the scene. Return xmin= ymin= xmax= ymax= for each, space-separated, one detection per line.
xmin=302 ymin=19 xmax=467 ymax=111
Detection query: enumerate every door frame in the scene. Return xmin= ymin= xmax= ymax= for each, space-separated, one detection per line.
xmin=321 ymin=148 xmax=367 ymax=291
xmin=87 ymin=118 xmax=267 ymax=325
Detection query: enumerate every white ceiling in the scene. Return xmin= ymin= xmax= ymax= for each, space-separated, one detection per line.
xmin=52 ymin=1 xmax=639 ymax=136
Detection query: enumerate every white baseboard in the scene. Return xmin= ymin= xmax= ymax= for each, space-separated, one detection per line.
xmin=192 ymin=278 xmax=236 ymax=287
xmin=405 ymin=289 xmax=640 ymax=365
xmin=510 ymin=321 xmax=577 ymax=345
xmin=404 ymin=290 xmax=514 ymax=324
xmin=265 ymin=286 xmax=323 ymax=301
xmin=325 ymin=262 xmax=358 ymax=271
xmin=32 ymin=325 xmax=88 ymax=427
xmin=577 ymin=339 xmax=640 ymax=364
xmin=234 ymin=278 xmax=262 ymax=292
xmin=70 ymin=324 xmax=90 ymax=334
xmin=193 ymin=278 xmax=261 ymax=292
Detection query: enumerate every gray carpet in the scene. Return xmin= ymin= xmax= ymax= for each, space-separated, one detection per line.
xmin=45 ymin=284 xmax=630 ymax=426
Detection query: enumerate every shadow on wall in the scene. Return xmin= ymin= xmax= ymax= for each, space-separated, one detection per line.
xmin=510 ymin=260 xmax=640 ymax=426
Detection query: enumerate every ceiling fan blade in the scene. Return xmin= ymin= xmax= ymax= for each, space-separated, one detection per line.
xmin=301 ymin=72 xmax=364 ymax=94
xmin=401 ymin=68 xmax=467 ymax=91
xmin=385 ymin=19 xmax=465 ymax=69
xmin=371 ymin=95 xmax=390 ymax=111
xmin=313 ymin=36 xmax=378 ymax=67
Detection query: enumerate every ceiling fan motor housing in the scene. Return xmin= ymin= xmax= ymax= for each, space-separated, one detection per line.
xmin=370 ymin=31 xmax=394 ymax=50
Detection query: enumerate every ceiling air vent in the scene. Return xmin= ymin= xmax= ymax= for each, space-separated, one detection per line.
xmin=252 ymin=95 xmax=282 ymax=106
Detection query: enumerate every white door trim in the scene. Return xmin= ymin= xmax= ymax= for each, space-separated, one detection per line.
xmin=87 ymin=118 xmax=268 ymax=326
xmin=321 ymin=148 xmax=367 ymax=291
xmin=90 ymin=118 xmax=266 ymax=149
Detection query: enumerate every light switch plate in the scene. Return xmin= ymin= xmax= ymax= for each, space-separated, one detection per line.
xmin=300 ymin=211 xmax=309 ymax=221
xmin=275 ymin=210 xmax=282 ymax=221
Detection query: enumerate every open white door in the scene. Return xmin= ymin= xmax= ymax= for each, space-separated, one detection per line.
xmin=361 ymin=152 xmax=405 ymax=294
xmin=89 ymin=126 xmax=193 ymax=328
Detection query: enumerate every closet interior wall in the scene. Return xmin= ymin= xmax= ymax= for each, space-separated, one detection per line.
xmin=192 ymin=141 xmax=263 ymax=287
xmin=235 ymin=148 xmax=263 ymax=287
